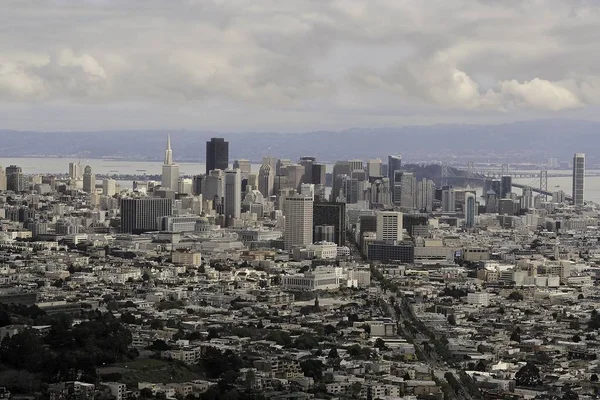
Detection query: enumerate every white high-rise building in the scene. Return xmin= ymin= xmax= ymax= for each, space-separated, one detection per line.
xmin=300 ymin=183 xmax=315 ymax=200
xmin=204 ymin=169 xmax=225 ymax=207
xmin=161 ymin=135 xmax=180 ymax=191
xmin=367 ymin=159 xmax=382 ymax=177
xmin=400 ymin=172 xmax=416 ymax=209
xmin=416 ymin=178 xmax=434 ymax=211
xmin=83 ymin=165 xmax=95 ymax=193
xmin=258 ymin=164 xmax=274 ymax=198
xmin=284 ymin=193 xmax=313 ymax=250
xmin=233 ymin=159 xmax=251 ymax=176
xmin=224 ymin=169 xmax=241 ymax=221
xmin=0 ymin=166 xmax=6 ymax=191
xmin=572 ymin=153 xmax=585 ymax=207
xmin=69 ymin=162 xmax=83 ymax=180
xmin=102 ymin=179 xmax=117 ymax=196
xmin=376 ymin=211 xmax=403 ymax=242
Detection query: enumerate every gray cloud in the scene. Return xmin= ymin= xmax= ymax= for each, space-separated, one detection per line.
xmin=0 ymin=0 xmax=599 ymax=130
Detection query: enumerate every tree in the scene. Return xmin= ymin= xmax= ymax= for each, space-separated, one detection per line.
xmin=374 ymin=338 xmax=387 ymax=350
xmin=300 ymin=359 xmax=324 ymax=380
xmin=572 ymin=334 xmax=581 ymax=343
xmin=515 ymin=362 xmax=542 ymax=387
xmin=323 ymin=324 xmax=337 ymax=336
xmin=139 ymin=388 xmax=154 ymax=398
xmin=328 ymin=347 xmax=339 ymax=359
xmin=508 ymin=291 xmax=524 ymax=301
xmin=148 ymin=339 xmax=170 ymax=351
xmin=447 ymin=314 xmax=457 ymax=326
xmin=510 ymin=330 xmax=521 ymax=343
xmin=591 ymin=373 xmax=598 ymax=382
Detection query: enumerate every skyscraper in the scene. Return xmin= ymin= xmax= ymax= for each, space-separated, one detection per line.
xmin=283 ymin=193 xmax=313 ymax=250
xmin=224 ymin=169 xmax=242 ymax=221
xmin=400 ymin=172 xmax=416 ymax=209
xmin=204 ymin=170 xmax=225 ymax=209
xmin=82 ymin=166 xmax=95 ymax=193
xmin=299 ymin=156 xmax=315 ymax=183
xmin=206 ymin=137 xmax=229 ymax=174
xmin=376 ymin=211 xmax=403 ymax=242
xmin=258 ymin=164 xmax=274 ymax=198
xmin=192 ymin=174 xmax=204 ymax=196
xmin=465 ymin=192 xmax=476 ymax=228
xmin=367 ymin=159 xmax=382 ymax=178
xmin=442 ymin=186 xmax=456 ymax=212
xmin=6 ymin=165 xmax=24 ymax=192
xmin=0 ymin=166 xmax=6 ymax=191
xmin=500 ymin=175 xmax=512 ymax=199
xmin=103 ymin=179 xmax=117 ymax=196
xmin=233 ymin=159 xmax=251 ymax=176
xmin=416 ymin=178 xmax=434 ymax=211
xmin=572 ymin=153 xmax=585 ymax=207
xmin=120 ymin=197 xmax=173 ymax=234
xmin=68 ymin=162 xmax=82 ymax=180
xmin=388 ymin=155 xmax=402 ymax=181
xmin=162 ymin=135 xmax=180 ymax=191
xmin=313 ymin=202 xmax=346 ymax=246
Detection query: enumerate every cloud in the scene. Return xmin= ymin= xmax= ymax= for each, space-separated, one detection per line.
xmin=354 ymin=53 xmax=587 ymax=111
xmin=0 ymin=0 xmax=599 ymax=129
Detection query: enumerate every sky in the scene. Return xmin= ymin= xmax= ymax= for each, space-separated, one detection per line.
xmin=1 ymin=0 xmax=600 ymax=132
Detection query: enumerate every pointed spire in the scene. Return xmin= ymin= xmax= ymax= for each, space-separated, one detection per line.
xmin=164 ymin=134 xmax=173 ymax=165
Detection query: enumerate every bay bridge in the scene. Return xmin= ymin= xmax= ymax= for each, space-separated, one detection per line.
xmin=440 ymin=163 xmax=577 ymax=202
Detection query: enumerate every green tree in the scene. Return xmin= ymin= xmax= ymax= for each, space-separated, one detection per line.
xmin=515 ymin=362 xmax=542 ymax=387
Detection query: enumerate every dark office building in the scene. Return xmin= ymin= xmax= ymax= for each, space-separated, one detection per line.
xmin=403 ymin=214 xmax=429 ymax=238
xmin=206 ymin=137 xmax=229 ymax=174
xmin=312 ymin=163 xmax=327 ymax=185
xmin=368 ymin=241 xmax=414 ymax=263
xmin=6 ymin=165 xmax=24 ymax=192
xmin=500 ymin=175 xmax=512 ymax=199
xmin=313 ymin=202 xmax=346 ymax=246
xmin=192 ymin=175 xmax=204 ymax=196
xmin=120 ymin=198 xmax=173 ymax=234
xmin=359 ymin=215 xmax=377 ymax=235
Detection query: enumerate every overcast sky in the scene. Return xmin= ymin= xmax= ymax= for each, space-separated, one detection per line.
xmin=1 ymin=0 xmax=599 ymax=131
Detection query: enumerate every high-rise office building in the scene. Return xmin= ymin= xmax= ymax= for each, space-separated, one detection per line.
xmin=465 ymin=192 xmax=476 ymax=228
xmin=388 ymin=155 xmax=402 ymax=181
xmin=206 ymin=137 xmax=229 ymax=174
xmin=192 ymin=175 xmax=204 ymax=196
xmin=331 ymin=161 xmax=351 ymax=201
xmin=224 ymin=169 xmax=242 ymax=221
xmin=258 ymin=164 xmax=274 ymax=198
xmin=313 ymin=202 xmax=346 ymax=246
xmin=82 ymin=166 xmax=95 ymax=193
xmin=367 ymin=159 xmax=382 ymax=178
xmin=500 ymin=175 xmax=512 ymax=199
xmin=6 ymin=165 xmax=24 ymax=192
xmin=204 ymin=170 xmax=225 ymax=209
xmin=161 ymin=135 xmax=180 ymax=191
xmin=103 ymin=179 xmax=117 ymax=196
xmin=0 ymin=166 xmax=6 ymax=191
xmin=573 ymin=153 xmax=585 ymax=207
xmin=348 ymin=160 xmax=363 ymax=173
xmin=68 ymin=162 xmax=82 ymax=180
xmin=233 ymin=159 xmax=251 ymax=176
xmin=416 ymin=178 xmax=435 ymax=211
xmin=120 ymin=197 xmax=173 ymax=233
xmin=400 ymin=172 xmax=416 ymax=209
xmin=442 ymin=186 xmax=456 ymax=212
xmin=311 ymin=163 xmax=326 ymax=186
xmin=299 ymin=156 xmax=315 ymax=184
xmin=370 ymin=178 xmax=392 ymax=206
xmin=376 ymin=211 xmax=403 ymax=242
xmin=283 ymin=164 xmax=305 ymax=192
xmin=314 ymin=225 xmax=335 ymax=243
xmin=283 ymin=193 xmax=313 ymax=250
xmin=276 ymin=159 xmax=292 ymax=176
xmin=262 ymin=156 xmax=277 ymax=170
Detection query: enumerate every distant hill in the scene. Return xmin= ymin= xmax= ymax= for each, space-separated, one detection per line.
xmin=0 ymin=119 xmax=596 ymax=164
